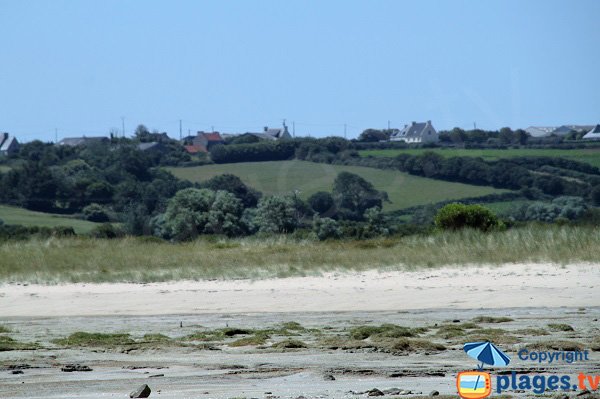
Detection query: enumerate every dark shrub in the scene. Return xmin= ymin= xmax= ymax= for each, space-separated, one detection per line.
xmin=435 ymin=203 xmax=502 ymax=231
xmin=89 ymin=223 xmax=125 ymax=239
xmin=83 ymin=203 xmax=110 ymax=222
xmin=308 ymin=191 xmax=335 ymax=217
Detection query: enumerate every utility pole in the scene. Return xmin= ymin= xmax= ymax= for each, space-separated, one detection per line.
xmin=387 ymin=120 xmax=390 ymax=130
xmin=179 ymin=119 xmax=182 ymax=141
xmin=474 ymin=122 xmax=477 ymax=130
xmin=54 ymin=128 xmax=58 ymax=143
xmin=292 ymin=121 xmax=295 ymax=138
xmin=344 ymin=123 xmax=347 ymax=139
xmin=121 ymin=117 xmax=125 ymax=138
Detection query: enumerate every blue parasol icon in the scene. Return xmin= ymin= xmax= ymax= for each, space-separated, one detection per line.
xmin=464 ymin=341 xmax=511 ymax=370
xmin=463 ymin=341 xmax=511 ymax=391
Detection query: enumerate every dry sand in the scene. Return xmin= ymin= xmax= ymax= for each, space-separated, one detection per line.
xmin=1 ymin=263 xmax=599 ymax=317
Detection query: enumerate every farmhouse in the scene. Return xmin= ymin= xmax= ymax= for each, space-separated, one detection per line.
xmin=0 ymin=133 xmax=19 ymax=155
xmin=192 ymin=132 xmax=224 ymax=150
xmin=390 ymin=121 xmax=438 ymax=143
xmin=58 ymin=136 xmax=110 ymax=147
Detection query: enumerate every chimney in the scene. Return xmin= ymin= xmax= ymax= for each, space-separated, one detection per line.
xmin=411 ymin=121 xmax=416 ymax=126
xmin=427 ymin=120 xmax=431 ymax=124
xmin=264 ymin=126 xmax=268 ymax=132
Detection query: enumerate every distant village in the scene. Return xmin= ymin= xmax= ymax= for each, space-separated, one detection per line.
xmin=1 ymin=121 xmax=600 ymax=156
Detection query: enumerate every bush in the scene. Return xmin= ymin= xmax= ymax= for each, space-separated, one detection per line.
xmin=434 ymin=203 xmax=502 ymax=231
xmin=592 ymin=185 xmax=600 ymax=206
xmin=89 ymin=223 xmax=125 ymax=239
xmin=312 ymin=216 xmax=342 ymax=240
xmin=82 ymin=203 xmax=110 ymax=222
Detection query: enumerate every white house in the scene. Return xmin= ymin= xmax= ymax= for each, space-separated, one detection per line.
xmin=390 ymin=120 xmax=437 ymax=143
xmin=582 ymin=125 xmax=600 ymax=140
xmin=0 ymin=133 xmax=19 ymax=155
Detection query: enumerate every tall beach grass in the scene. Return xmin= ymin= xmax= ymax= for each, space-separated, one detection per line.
xmin=0 ymin=225 xmax=598 ymax=284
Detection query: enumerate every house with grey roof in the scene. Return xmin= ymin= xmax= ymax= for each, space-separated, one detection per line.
xmin=582 ymin=125 xmax=600 ymax=140
xmin=248 ymin=123 xmax=292 ymax=141
xmin=0 ymin=133 xmax=19 ymax=155
xmin=390 ymin=121 xmax=437 ymax=143
xmin=58 ymin=136 xmax=110 ymax=147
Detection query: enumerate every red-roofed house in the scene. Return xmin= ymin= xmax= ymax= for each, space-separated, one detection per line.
xmin=193 ymin=131 xmax=224 ymax=150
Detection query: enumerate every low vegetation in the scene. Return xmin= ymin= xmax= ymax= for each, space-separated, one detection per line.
xmin=547 ymin=323 xmax=575 ymax=332
xmin=53 ymin=332 xmax=135 ymax=347
xmin=0 ymin=336 xmax=39 ymax=351
xmin=1 ymin=224 xmax=598 ymax=283
xmin=471 ymin=316 xmax=514 ymax=323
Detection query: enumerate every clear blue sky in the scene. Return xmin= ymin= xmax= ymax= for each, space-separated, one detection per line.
xmin=1 ymin=0 xmax=598 ymax=142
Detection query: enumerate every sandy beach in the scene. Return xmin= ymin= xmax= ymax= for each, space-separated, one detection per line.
xmin=1 ymin=263 xmax=599 ymax=399
xmin=1 ymin=263 xmax=599 ymax=317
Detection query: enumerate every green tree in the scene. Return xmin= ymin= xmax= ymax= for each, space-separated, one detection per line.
xmin=205 ymin=191 xmax=244 ymax=236
xmin=202 ymin=174 xmax=261 ymax=207
xmin=254 ymin=195 xmax=299 ymax=234
xmin=163 ymin=188 xmax=215 ymax=240
xmin=332 ymin=172 xmax=387 ymax=220
xmin=308 ymin=191 xmax=335 ymax=217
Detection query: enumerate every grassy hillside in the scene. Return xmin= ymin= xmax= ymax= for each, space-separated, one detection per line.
xmin=168 ymin=161 xmax=507 ymax=211
xmin=359 ymin=147 xmax=600 ymax=168
xmin=0 ymin=225 xmax=597 ymax=283
xmin=0 ymin=205 xmax=99 ymax=234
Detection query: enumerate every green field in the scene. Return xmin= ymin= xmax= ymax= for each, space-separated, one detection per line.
xmin=168 ymin=161 xmax=508 ymax=211
xmin=0 ymin=205 xmax=99 ymax=234
xmin=359 ymin=147 xmax=600 ymax=168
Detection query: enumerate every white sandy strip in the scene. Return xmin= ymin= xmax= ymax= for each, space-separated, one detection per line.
xmin=0 ymin=263 xmax=599 ymax=317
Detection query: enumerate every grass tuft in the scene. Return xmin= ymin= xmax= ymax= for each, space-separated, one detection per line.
xmin=547 ymin=323 xmax=575 ymax=332
xmin=472 ymin=316 xmax=514 ymax=323
xmin=53 ymin=332 xmax=135 ymax=347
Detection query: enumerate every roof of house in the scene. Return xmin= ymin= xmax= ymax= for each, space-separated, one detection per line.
xmin=198 ymin=132 xmax=224 ymax=142
xmin=58 ymin=136 xmax=109 ymax=146
xmin=525 ymin=126 xmax=558 ymax=137
xmin=265 ymin=128 xmax=286 ymax=139
xmin=392 ymin=121 xmax=435 ymax=139
xmin=0 ymin=133 xmax=8 ymax=147
xmin=0 ymin=135 xmax=17 ymax=151
xmin=184 ymin=144 xmax=208 ymax=154
xmin=248 ymin=132 xmax=277 ymax=141
xmin=583 ymin=124 xmax=600 ymax=140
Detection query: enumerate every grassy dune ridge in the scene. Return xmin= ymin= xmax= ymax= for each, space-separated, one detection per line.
xmin=0 ymin=225 xmax=598 ymax=284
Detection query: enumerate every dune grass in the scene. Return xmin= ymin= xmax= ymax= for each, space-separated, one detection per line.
xmin=167 ymin=160 xmax=507 ymax=212
xmin=0 ymin=225 xmax=598 ymax=284
xmin=0 ymin=205 xmax=99 ymax=234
